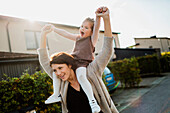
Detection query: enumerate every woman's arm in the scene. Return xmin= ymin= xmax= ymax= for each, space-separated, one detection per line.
xmin=89 ymin=7 xmax=114 ymax=77
xmin=38 ymin=25 xmax=53 ymax=79
xmin=51 ymin=24 xmax=79 ymax=41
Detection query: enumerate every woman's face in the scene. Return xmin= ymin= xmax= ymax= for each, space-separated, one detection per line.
xmin=51 ymin=64 xmax=72 ymax=81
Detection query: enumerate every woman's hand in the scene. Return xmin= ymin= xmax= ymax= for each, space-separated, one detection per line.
xmin=95 ymin=7 xmax=110 ymax=18
xmin=96 ymin=7 xmax=112 ymax=37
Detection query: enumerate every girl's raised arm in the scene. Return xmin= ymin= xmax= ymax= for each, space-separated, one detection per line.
xmin=51 ymin=24 xmax=79 ymax=41
xmin=91 ymin=16 xmax=101 ymax=47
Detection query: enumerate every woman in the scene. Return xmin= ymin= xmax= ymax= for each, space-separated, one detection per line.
xmin=37 ymin=7 xmax=119 ymax=113
xmin=45 ymin=11 xmax=101 ymax=113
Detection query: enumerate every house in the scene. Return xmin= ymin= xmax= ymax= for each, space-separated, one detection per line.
xmin=134 ymin=36 xmax=170 ymax=52
xmin=0 ymin=15 xmax=120 ymax=78
xmin=0 ymin=15 xmax=120 ymax=56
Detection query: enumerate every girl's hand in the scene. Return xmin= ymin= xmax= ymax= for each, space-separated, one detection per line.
xmin=95 ymin=7 xmax=110 ymax=18
xmin=41 ymin=24 xmax=53 ymax=35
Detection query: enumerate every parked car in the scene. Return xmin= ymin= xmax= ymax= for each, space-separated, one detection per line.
xmin=103 ymin=67 xmax=120 ymax=92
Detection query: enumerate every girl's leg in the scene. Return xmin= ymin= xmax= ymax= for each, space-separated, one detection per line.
xmin=76 ymin=67 xmax=101 ymax=113
xmin=45 ymin=72 xmax=61 ymax=104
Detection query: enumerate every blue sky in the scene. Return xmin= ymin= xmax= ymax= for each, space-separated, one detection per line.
xmin=0 ymin=0 xmax=170 ymax=47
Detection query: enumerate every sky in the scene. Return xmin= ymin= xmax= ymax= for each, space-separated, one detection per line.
xmin=0 ymin=0 xmax=170 ymax=48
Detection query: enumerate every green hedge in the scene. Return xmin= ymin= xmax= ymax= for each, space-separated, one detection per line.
xmin=1 ymin=53 xmax=169 ymax=112
xmin=160 ymin=53 xmax=170 ymax=72
xmin=108 ymin=57 xmax=141 ymax=88
xmin=0 ymin=71 xmax=61 ymax=113
xmin=107 ymin=53 xmax=170 ymax=88
xmin=136 ymin=54 xmax=161 ymax=76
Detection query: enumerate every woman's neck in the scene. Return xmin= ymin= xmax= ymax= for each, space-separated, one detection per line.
xmin=68 ymin=70 xmax=79 ymax=85
xmin=68 ymin=70 xmax=80 ymax=91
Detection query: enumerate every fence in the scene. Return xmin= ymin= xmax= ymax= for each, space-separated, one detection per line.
xmin=114 ymin=48 xmax=161 ymax=60
xmin=0 ymin=58 xmax=40 ymax=80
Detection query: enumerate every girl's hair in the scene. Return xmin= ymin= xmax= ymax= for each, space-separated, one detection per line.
xmin=83 ymin=17 xmax=95 ymax=31
xmin=50 ymin=52 xmax=77 ymax=71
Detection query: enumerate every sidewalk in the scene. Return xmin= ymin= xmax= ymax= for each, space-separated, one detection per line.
xmin=111 ymin=73 xmax=169 ymax=112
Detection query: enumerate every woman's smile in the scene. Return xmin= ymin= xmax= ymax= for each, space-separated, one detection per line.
xmin=59 ymin=73 xmax=65 ymax=79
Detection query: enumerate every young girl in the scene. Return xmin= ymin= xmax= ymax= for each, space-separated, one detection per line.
xmin=45 ymin=8 xmax=106 ymax=113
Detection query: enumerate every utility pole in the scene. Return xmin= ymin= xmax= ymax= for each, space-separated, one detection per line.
xmin=6 ymin=21 xmax=12 ymax=52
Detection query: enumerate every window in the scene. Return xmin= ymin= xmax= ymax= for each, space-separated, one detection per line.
xmin=25 ymin=31 xmax=49 ymax=50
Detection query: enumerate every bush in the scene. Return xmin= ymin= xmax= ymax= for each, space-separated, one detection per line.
xmin=160 ymin=52 xmax=170 ymax=72
xmin=108 ymin=57 xmax=141 ymax=88
xmin=136 ymin=54 xmax=161 ymax=76
xmin=0 ymin=71 xmax=61 ymax=113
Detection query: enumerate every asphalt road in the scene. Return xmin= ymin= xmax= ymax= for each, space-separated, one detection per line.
xmin=121 ymin=75 xmax=170 ymax=113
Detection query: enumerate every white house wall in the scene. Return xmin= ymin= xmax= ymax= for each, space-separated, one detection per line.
xmin=135 ymin=38 xmax=170 ymax=52
xmin=0 ymin=20 xmax=9 ymax=51
xmin=135 ymin=39 xmax=160 ymax=48
xmin=0 ymin=19 xmax=42 ymax=54
xmin=0 ymin=16 xmax=119 ymax=57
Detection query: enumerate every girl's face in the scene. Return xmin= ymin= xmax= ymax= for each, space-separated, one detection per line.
xmin=52 ymin=64 xmax=72 ymax=81
xmin=79 ymin=21 xmax=93 ymax=38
